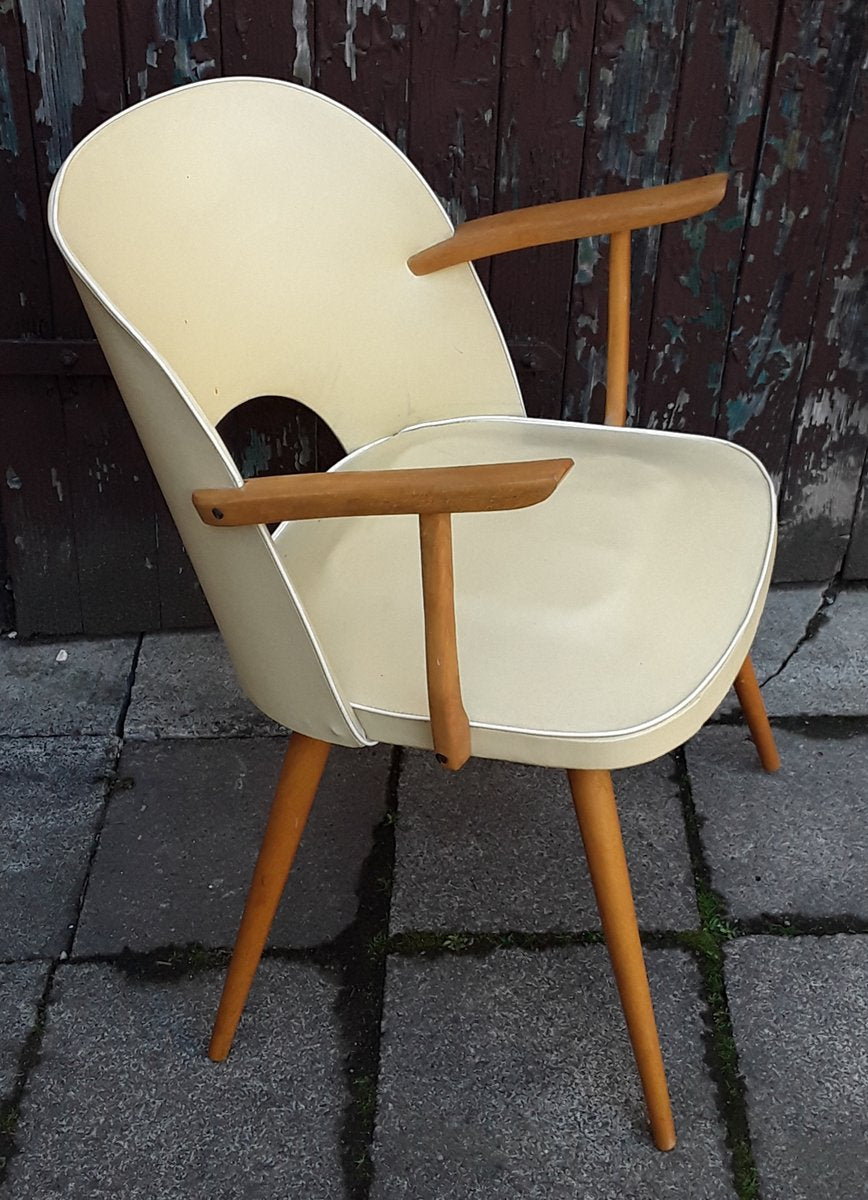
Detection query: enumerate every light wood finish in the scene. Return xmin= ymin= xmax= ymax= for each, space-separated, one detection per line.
xmin=408 ymin=173 xmax=727 ymax=275
xmin=568 ymin=768 xmax=677 ymax=1152
xmin=419 ymin=512 xmax=471 ymax=770
xmin=196 ymin=458 xmax=571 ymax=774
xmin=733 ymin=655 xmax=781 ymax=772
xmin=193 ymin=458 xmax=573 ymax=527
xmin=606 ymin=229 xmax=632 ymax=427
xmin=209 ymin=733 xmax=331 ymax=1061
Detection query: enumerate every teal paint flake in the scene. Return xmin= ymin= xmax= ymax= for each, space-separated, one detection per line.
xmin=661 ymin=317 xmax=684 ymax=345
xmin=678 ymin=216 xmax=708 ymax=297
xmin=697 ymin=277 xmax=726 ymax=332
xmin=725 ymin=393 xmax=758 ymax=437
xmin=19 ymin=0 xmax=87 ymax=172
xmin=240 ymin=430 xmax=274 ymax=480
xmin=552 ymin=28 xmax=570 ymax=71
xmin=574 ymin=235 xmax=601 ymax=287
xmin=152 ymin=0 xmax=215 ymax=88
xmin=0 ymin=43 xmax=18 ymax=156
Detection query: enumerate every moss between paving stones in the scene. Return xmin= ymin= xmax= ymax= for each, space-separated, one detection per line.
xmin=5 ymin=716 xmax=864 ymax=1200
xmin=672 ymin=749 xmax=760 ymax=1200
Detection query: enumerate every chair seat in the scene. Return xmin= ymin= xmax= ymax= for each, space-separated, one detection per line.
xmin=274 ymin=416 xmax=775 ymax=769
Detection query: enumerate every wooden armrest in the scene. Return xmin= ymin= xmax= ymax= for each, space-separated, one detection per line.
xmin=407 ymin=172 xmax=727 ymax=275
xmin=194 ymin=458 xmax=573 ymax=773
xmin=192 ymin=459 xmax=573 ymax=526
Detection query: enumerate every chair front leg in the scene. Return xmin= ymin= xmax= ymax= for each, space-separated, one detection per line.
xmin=733 ymin=654 xmax=781 ymax=772
xmin=209 ymin=732 xmax=331 ymax=1061
xmin=567 ymin=768 xmax=677 ymax=1152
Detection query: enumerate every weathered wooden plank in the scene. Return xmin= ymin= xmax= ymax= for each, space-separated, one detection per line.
xmin=487 ymin=0 xmax=596 ymax=418
xmin=0 ymin=375 xmax=82 ymax=635
xmin=0 ymin=10 xmax=52 ymax=339
xmin=0 ymin=508 xmax=13 ymax=630
xmin=17 ymin=0 xmax=141 ymax=627
xmin=407 ymin=0 xmax=504 ymax=288
xmin=0 ymin=339 xmax=108 ymax=374
xmin=563 ymin=0 xmax=689 ymax=425
xmin=315 ymin=0 xmax=411 ymax=147
xmin=776 ymin=75 xmax=868 ymax=581
xmin=640 ymin=0 xmax=777 ymax=433
xmin=0 ymin=11 xmax=86 ymax=634
xmin=714 ymin=0 xmax=867 ymax=488
xmin=221 ymin=0 xmax=313 ymax=84
xmin=120 ymin=0 xmax=221 ymax=105
xmin=61 ymin=377 xmax=161 ymax=633
xmin=154 ymin=489 xmax=213 ymax=629
xmin=844 ymin=456 xmax=868 ymax=580
xmin=18 ymin=0 xmax=125 ymax=338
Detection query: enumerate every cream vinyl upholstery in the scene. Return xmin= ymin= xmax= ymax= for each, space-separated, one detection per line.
xmin=279 ymin=416 xmax=775 ymax=768
xmin=48 ymin=77 xmax=776 ymax=770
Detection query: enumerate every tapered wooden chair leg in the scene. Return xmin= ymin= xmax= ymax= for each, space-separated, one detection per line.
xmin=209 ymin=732 xmax=331 ymax=1062
xmin=567 ymin=768 xmax=677 ymax=1152
xmin=733 ymin=654 xmax=781 ymax=772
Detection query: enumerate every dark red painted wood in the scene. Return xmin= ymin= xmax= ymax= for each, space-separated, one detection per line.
xmin=845 ymin=460 xmax=868 ymax=581
xmin=2 ymin=0 xmax=868 ymax=636
xmin=563 ymin=0 xmax=689 ymax=425
xmin=316 ymin=1 xmax=411 ymax=147
xmin=18 ymin=0 xmax=124 ymax=339
xmin=407 ymin=0 xmax=504 ymax=290
xmin=154 ymin=487 xmax=213 ymax=629
xmin=119 ymin=0 xmax=221 ymax=106
xmin=714 ymin=0 xmax=867 ymax=489
xmin=61 ymin=377 xmax=161 ymax=632
xmin=0 ymin=339 xmax=108 ymax=374
xmin=221 ymin=0 xmax=313 ymax=84
xmin=487 ymin=1 xmax=596 ymax=419
xmin=0 ymin=376 xmax=82 ymax=634
xmin=0 ymin=9 xmax=51 ymax=339
xmin=777 ymin=72 xmax=868 ymax=581
xmin=640 ymin=0 xmax=777 ymax=433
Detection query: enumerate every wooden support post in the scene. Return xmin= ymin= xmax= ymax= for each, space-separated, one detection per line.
xmin=606 ymin=229 xmax=632 ymax=427
xmin=568 ymin=768 xmax=676 ymax=1151
xmin=418 ymin=512 xmax=471 ymax=771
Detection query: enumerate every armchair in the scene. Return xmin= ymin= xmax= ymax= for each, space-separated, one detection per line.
xmin=48 ymin=77 xmax=779 ymax=1154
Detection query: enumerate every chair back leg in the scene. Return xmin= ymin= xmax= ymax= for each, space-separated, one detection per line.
xmin=209 ymin=732 xmax=331 ymax=1061
xmin=567 ymin=768 xmax=677 ymax=1151
xmin=733 ymin=655 xmax=781 ymax=772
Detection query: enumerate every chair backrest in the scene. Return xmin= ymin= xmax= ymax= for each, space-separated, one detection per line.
xmin=49 ymin=77 xmax=524 ymax=742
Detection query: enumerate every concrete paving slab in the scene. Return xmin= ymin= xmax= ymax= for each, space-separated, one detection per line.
xmin=726 ymin=936 xmax=868 ymax=1200
xmin=712 ymin=585 xmax=825 ymax=718
xmin=0 ymin=739 xmax=117 ymax=958
xmin=74 ymin=739 xmax=390 ymax=954
xmin=126 ymin=631 xmax=283 ymax=738
xmin=0 ymin=964 xmax=49 ymax=1095
xmin=762 ymin=589 xmax=868 ymax=716
xmin=686 ymin=726 xmax=868 ymax=919
xmin=0 ymin=637 xmax=136 ymax=736
xmin=5 ymin=961 xmax=346 ymax=1200
xmin=390 ymin=752 xmax=696 ymax=933
xmin=373 ymin=947 xmax=733 ymax=1199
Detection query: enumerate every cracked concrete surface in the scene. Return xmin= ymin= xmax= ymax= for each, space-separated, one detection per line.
xmin=0 ymin=584 xmax=866 ymax=1200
